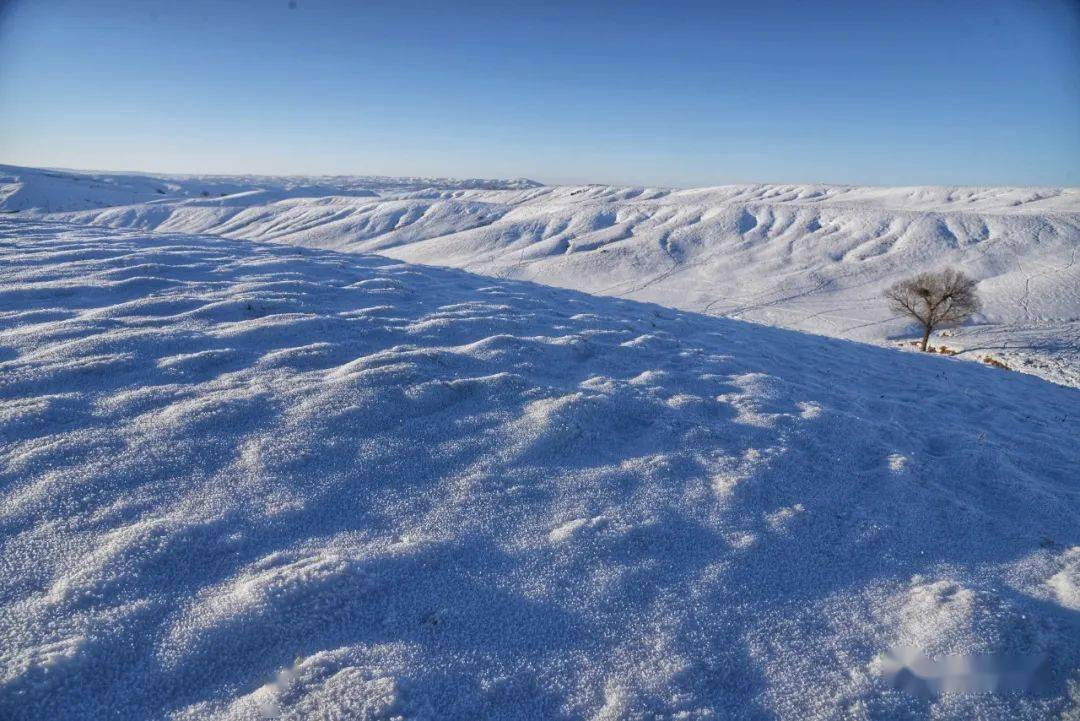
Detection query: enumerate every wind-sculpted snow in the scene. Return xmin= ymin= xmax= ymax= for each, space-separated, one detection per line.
xmin=4 ymin=164 xmax=1078 ymax=386
xmin=0 ymin=164 xmax=541 ymax=213
xmin=1 ymin=218 xmax=1078 ymax=720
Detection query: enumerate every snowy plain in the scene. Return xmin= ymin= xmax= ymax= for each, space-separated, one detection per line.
xmin=3 ymin=164 xmax=1078 ymax=386
xmin=0 ymin=216 xmax=1078 ymax=719
xmin=1 ymin=165 xmax=1079 ymax=719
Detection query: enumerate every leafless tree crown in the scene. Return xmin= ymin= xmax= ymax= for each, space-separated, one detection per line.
xmin=884 ymin=269 xmax=981 ymax=348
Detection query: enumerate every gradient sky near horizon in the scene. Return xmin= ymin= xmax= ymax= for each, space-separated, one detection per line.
xmin=1 ymin=0 xmax=1078 ymax=187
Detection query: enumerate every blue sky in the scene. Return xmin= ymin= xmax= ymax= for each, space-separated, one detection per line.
xmin=1 ymin=0 xmax=1077 ymax=187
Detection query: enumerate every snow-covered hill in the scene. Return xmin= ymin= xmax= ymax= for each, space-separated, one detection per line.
xmin=3 ymin=164 xmax=1077 ymax=385
xmin=0 ymin=164 xmax=541 ymax=213
xmin=1 ymin=217 xmax=1078 ymax=720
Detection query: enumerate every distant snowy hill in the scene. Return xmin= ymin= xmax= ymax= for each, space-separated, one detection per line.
xmin=1 ymin=218 xmax=1078 ymax=720
xmin=0 ymin=164 xmax=541 ymax=213
xmin=2 ymin=164 xmax=1078 ymax=385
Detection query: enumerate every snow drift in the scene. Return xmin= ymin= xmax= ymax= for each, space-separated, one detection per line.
xmin=3 ymin=164 xmax=1077 ymax=386
xmin=1 ymin=218 xmax=1078 ymax=719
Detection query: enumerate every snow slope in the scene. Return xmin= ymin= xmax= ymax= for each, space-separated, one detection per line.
xmin=3 ymin=164 xmax=1077 ymax=386
xmin=1 ymin=217 xmax=1078 ymax=719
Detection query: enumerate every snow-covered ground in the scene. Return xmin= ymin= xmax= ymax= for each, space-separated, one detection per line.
xmin=1 ymin=217 xmax=1078 ymax=719
xmin=3 ymin=164 xmax=1078 ymax=386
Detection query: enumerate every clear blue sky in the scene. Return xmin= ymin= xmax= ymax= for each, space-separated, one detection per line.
xmin=1 ymin=0 xmax=1078 ymax=187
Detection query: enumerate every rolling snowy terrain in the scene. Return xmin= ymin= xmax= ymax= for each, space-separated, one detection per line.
xmin=3 ymin=164 xmax=1078 ymax=386
xmin=1 ymin=217 xmax=1079 ymax=719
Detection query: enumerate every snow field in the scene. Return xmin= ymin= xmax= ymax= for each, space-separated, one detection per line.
xmin=4 ymin=164 xmax=1078 ymax=386
xmin=1 ymin=218 xmax=1078 ymax=719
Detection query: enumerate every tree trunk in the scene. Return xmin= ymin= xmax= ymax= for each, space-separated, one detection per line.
xmin=920 ymin=324 xmax=932 ymax=351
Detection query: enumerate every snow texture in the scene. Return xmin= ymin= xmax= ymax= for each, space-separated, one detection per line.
xmin=3 ymin=164 xmax=1078 ymax=387
xmin=1 ymin=217 xmax=1078 ymax=720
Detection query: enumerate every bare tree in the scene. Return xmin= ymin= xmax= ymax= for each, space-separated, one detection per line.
xmin=884 ymin=269 xmax=981 ymax=351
